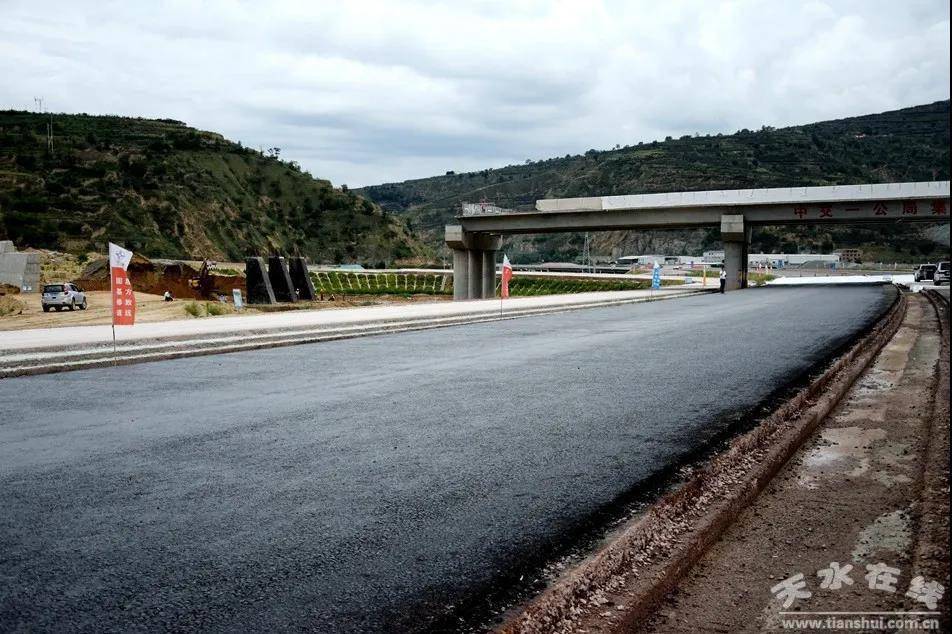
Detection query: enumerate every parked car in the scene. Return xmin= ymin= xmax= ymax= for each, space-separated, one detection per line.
xmin=914 ymin=263 xmax=937 ymax=282
xmin=935 ymin=261 xmax=950 ymax=286
xmin=41 ymin=282 xmax=87 ymax=312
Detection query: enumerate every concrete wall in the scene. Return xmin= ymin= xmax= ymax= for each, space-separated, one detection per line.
xmin=0 ymin=246 xmax=41 ymax=292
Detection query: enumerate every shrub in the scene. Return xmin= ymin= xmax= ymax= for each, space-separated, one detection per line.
xmin=748 ymin=272 xmax=777 ymax=284
xmin=0 ymin=296 xmax=25 ymax=317
xmin=205 ymin=302 xmax=228 ymax=316
xmin=183 ymin=301 xmax=203 ymax=317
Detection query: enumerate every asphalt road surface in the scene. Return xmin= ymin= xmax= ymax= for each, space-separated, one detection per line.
xmin=0 ymin=285 xmax=895 ymax=632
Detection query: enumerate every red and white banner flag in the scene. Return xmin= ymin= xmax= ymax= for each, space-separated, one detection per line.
xmin=501 ymin=254 xmax=513 ymax=299
xmin=109 ymin=242 xmax=136 ymax=326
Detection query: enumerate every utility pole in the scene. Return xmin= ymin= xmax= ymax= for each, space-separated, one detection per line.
xmin=33 ymin=97 xmax=52 ymax=152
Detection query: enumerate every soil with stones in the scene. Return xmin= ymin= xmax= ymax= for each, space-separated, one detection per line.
xmin=631 ymin=293 xmax=950 ymax=633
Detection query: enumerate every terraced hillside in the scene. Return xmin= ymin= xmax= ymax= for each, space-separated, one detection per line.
xmin=360 ymin=101 xmax=951 ymax=263
xmin=0 ymin=112 xmax=423 ymax=264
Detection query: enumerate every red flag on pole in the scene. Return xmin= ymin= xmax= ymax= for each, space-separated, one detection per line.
xmin=501 ymin=254 xmax=513 ymax=299
xmin=109 ymin=243 xmax=136 ymax=326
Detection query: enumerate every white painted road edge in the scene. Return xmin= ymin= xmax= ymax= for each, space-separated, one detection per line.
xmin=0 ymin=288 xmax=708 ymax=376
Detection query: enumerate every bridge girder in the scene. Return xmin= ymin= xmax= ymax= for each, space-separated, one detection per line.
xmin=457 ymin=181 xmax=950 ymax=234
xmin=446 ymin=182 xmax=950 ymax=299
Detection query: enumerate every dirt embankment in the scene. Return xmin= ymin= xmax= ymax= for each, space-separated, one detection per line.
xmin=636 ymin=293 xmax=949 ymax=633
xmin=0 ymin=250 xmax=454 ymax=331
xmin=501 ymin=292 xmax=949 ymax=633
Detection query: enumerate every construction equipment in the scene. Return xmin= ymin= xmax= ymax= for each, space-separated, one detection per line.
xmin=188 ymin=260 xmax=218 ymax=298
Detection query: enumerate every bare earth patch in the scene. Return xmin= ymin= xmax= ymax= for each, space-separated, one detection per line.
xmin=0 ymin=290 xmax=449 ymax=331
xmin=637 ymin=294 xmax=949 ymax=632
xmin=500 ymin=292 xmax=949 ymax=633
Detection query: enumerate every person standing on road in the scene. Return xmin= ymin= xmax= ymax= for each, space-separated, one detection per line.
xmin=719 ymin=267 xmax=727 ymax=293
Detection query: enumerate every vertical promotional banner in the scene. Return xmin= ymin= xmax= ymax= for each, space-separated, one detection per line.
xmin=109 ymin=242 xmax=136 ymax=326
xmin=652 ymin=261 xmax=661 ymax=290
xmin=501 ymin=254 xmax=513 ymax=299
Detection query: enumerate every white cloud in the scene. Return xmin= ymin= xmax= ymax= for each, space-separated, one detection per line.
xmin=1 ymin=0 xmax=948 ymax=186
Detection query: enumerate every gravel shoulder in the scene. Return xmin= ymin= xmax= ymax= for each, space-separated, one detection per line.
xmin=637 ymin=293 xmax=949 ymax=632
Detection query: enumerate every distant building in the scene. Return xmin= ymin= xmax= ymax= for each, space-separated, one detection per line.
xmin=676 ymin=255 xmax=708 ymax=265
xmin=834 ymin=248 xmax=862 ymax=263
xmin=618 ymin=250 xmax=842 ymax=269
xmin=749 ymin=253 xmax=840 ymax=267
xmin=616 ymin=254 xmax=665 ymax=266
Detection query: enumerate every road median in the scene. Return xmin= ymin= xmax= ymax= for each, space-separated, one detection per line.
xmin=1 ymin=287 xmax=706 ymax=378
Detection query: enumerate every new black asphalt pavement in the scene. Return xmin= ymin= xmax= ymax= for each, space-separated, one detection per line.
xmin=0 ymin=285 xmax=895 ymax=632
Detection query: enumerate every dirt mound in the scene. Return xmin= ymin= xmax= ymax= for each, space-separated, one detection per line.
xmin=0 ymin=295 xmax=24 ymax=316
xmin=76 ymin=255 xmax=243 ymax=299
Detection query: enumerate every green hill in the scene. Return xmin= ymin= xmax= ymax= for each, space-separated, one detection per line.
xmin=0 ymin=111 xmax=423 ymax=265
xmin=360 ymin=101 xmax=951 ymax=263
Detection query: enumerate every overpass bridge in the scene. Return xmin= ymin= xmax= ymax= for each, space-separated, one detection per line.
xmin=446 ymin=181 xmax=951 ymax=298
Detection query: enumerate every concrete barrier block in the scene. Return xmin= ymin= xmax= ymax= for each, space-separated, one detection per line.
xmin=0 ymin=251 xmax=41 ymax=292
xmin=288 ymin=257 xmax=316 ymax=301
xmin=245 ymin=257 xmax=276 ymax=304
xmin=267 ymin=256 xmax=298 ymax=303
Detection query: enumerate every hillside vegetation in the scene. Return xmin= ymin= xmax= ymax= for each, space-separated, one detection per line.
xmin=361 ymin=101 xmax=951 ymax=263
xmin=0 ymin=112 xmax=422 ymax=264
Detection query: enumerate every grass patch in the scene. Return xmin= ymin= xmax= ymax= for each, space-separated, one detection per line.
xmin=685 ymin=269 xmax=719 ymax=277
xmin=183 ymin=300 xmax=232 ymax=317
xmin=183 ymin=301 xmax=203 ymax=317
xmin=0 ymin=296 xmax=25 ymax=317
xmin=505 ymin=276 xmax=676 ymax=296
xmin=310 ymin=270 xmax=682 ymax=298
xmin=311 ymin=271 xmax=452 ymax=296
xmin=205 ymin=301 xmax=229 ymax=316
xmin=748 ymin=272 xmax=777 ymax=284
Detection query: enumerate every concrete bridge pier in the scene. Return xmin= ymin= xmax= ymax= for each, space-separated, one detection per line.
xmin=721 ymin=214 xmax=750 ymax=291
xmin=446 ymin=225 xmax=502 ymax=300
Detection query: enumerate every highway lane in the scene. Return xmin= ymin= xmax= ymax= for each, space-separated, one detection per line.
xmin=0 ymin=285 xmax=895 ymax=632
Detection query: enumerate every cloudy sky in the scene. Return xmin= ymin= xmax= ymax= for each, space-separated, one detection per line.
xmin=1 ymin=1 xmax=949 ymax=187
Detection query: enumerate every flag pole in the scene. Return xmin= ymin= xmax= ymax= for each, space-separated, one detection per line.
xmin=109 ymin=245 xmax=117 ymax=365
xmin=107 ymin=242 xmax=137 ymax=365
xmin=500 ymin=254 xmax=512 ymax=318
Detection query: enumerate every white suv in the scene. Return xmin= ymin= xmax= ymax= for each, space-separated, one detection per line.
xmin=935 ymin=261 xmax=950 ymax=286
xmin=42 ymin=283 xmax=88 ymax=312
